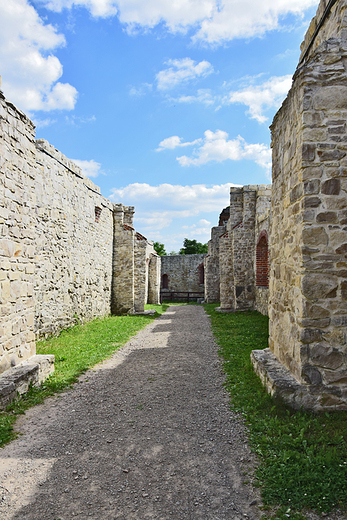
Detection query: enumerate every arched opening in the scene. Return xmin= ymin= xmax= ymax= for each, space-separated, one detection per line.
xmin=198 ymin=263 xmax=204 ymax=285
xmin=162 ymin=273 xmax=169 ymax=290
xmin=256 ymin=230 xmax=269 ymax=288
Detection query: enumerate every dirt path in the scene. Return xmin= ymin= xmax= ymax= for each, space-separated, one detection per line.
xmin=0 ymin=305 xmax=261 ymax=520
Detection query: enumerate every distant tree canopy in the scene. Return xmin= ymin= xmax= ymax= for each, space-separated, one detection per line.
xmin=179 ymin=238 xmax=208 ymax=255
xmin=153 ymin=241 xmax=167 ymax=256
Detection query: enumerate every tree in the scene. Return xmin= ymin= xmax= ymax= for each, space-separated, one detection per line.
xmin=179 ymin=238 xmax=208 ymax=255
xmin=153 ymin=241 xmax=167 ymax=256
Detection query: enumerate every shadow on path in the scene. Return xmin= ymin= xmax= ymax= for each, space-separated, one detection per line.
xmin=0 ymin=305 xmax=261 ymax=520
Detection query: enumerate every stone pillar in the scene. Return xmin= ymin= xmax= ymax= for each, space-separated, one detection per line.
xmin=148 ymin=253 xmax=161 ymax=304
xmin=204 ymin=226 xmax=224 ymax=303
xmin=219 ymin=231 xmax=234 ymax=309
xmin=134 ymin=235 xmax=147 ymax=313
xmin=252 ymin=0 xmax=347 ymax=410
xmin=111 ymin=204 xmax=135 ymax=315
xmin=232 ymin=189 xmax=256 ymax=310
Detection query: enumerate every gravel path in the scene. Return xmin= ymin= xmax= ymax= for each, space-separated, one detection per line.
xmin=0 ymin=305 xmax=262 ymax=520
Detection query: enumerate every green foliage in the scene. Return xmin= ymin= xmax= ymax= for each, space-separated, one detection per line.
xmin=153 ymin=241 xmax=167 ymax=256
xmin=204 ymin=304 xmax=347 ymax=519
xmin=179 ymin=238 xmax=208 ymax=255
xmin=0 ymin=304 xmax=169 ymax=448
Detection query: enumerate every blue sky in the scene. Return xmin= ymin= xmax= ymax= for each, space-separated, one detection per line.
xmin=0 ymin=0 xmax=319 ymax=252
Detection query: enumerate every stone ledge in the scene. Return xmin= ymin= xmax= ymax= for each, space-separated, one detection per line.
xmin=0 ymin=355 xmax=55 ymax=410
xmin=251 ymin=348 xmax=347 ymax=411
xmin=130 ymin=309 xmax=156 ymax=316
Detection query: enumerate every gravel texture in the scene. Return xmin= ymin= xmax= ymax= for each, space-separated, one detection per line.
xmin=0 ymin=305 xmax=263 ymax=519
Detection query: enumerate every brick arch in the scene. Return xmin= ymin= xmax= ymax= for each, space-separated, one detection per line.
xmin=256 ymin=230 xmax=269 ymax=288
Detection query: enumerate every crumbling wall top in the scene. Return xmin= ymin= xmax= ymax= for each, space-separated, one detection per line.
xmin=299 ymin=0 xmax=347 ymax=66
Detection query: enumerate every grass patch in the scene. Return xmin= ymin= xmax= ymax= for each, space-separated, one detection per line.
xmin=204 ymin=304 xmax=347 ymax=519
xmin=0 ymin=304 xmax=168 ymax=448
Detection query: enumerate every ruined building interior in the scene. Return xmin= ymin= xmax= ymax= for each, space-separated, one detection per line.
xmin=1 ymin=0 xmax=347 ymax=411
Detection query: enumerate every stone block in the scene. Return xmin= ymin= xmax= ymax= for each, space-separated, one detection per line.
xmin=321 ymin=178 xmax=341 ymax=195
xmin=302 ymin=226 xmax=328 ymax=246
xmin=302 ymin=273 xmax=338 ymax=299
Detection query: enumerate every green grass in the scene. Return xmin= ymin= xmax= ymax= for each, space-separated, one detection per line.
xmin=204 ymin=304 xmax=347 ymax=520
xmin=0 ymin=304 xmax=169 ymax=448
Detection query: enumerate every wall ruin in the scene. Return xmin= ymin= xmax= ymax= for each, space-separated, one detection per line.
xmin=252 ymin=0 xmax=347 ymax=410
xmin=205 ymin=185 xmax=271 ymax=315
xmin=160 ymin=254 xmax=206 ymax=297
xmin=0 ymin=90 xmax=160 ymax=384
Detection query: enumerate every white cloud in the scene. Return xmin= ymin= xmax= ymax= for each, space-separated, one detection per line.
xmin=158 ymin=130 xmax=271 ymax=174
xmin=0 ymin=0 xmax=77 ymax=113
xmin=72 ymin=158 xmax=103 ymax=178
xmin=42 ymin=0 xmax=118 ymax=18
xmin=110 ymin=182 xmax=238 ymax=213
xmin=40 ymin=0 xmax=318 ymax=44
xmin=156 ymin=58 xmax=214 ymax=91
xmin=227 ymin=75 xmax=292 ymax=123
xmin=129 ymin=83 xmax=153 ymax=96
xmin=176 ymin=89 xmax=215 ymax=106
xmin=156 ymin=136 xmax=201 ymax=151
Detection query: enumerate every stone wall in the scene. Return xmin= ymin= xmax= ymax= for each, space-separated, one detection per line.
xmin=253 ymin=0 xmax=347 ymax=410
xmin=34 ymin=140 xmax=114 ymax=336
xmin=0 ymin=90 xmax=159 ymax=378
xmin=215 ymin=185 xmax=271 ymax=313
xmin=0 ymin=93 xmax=37 ymax=373
xmin=161 ymin=254 xmax=206 ymax=296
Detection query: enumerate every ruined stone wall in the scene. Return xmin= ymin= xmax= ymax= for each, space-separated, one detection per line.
xmin=161 ymin=254 xmax=206 ymax=294
xmin=218 ymin=185 xmax=271 ymax=313
xmin=204 ymin=225 xmax=225 ymax=303
xmin=254 ymin=186 xmax=271 ymax=316
xmin=299 ymin=0 xmax=347 ymax=64
xmin=0 ymin=93 xmax=37 ymax=373
xmin=0 ymin=92 xmax=115 ymax=372
xmin=258 ymin=0 xmax=347 ymax=410
xmin=34 ymin=140 xmax=114 ymax=336
xmin=0 ymin=90 xmax=158 ymax=377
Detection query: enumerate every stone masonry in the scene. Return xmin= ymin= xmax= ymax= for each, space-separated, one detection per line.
xmin=252 ymin=0 xmax=347 ymax=411
xmin=161 ymin=254 xmax=206 ymax=298
xmin=0 ymin=90 xmax=160 ymax=403
xmin=205 ymin=185 xmax=271 ymax=315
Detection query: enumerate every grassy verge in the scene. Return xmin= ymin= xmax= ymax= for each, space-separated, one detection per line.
xmin=0 ymin=304 xmax=169 ymax=448
xmin=204 ymin=304 xmax=347 ymax=520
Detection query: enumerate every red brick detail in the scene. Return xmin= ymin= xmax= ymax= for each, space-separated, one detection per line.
xmin=256 ymin=230 xmax=269 ymax=288
xmin=136 ymin=231 xmax=147 ymax=241
xmin=232 ymin=221 xmax=243 ymax=229
xmin=95 ymin=206 xmax=102 ymax=223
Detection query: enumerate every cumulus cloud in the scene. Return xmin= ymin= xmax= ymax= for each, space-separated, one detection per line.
xmin=156 ymin=58 xmax=214 ymax=91
xmin=72 ymin=158 xmax=103 ymax=178
xmin=0 ymin=0 xmax=77 ymax=113
xmin=40 ymin=0 xmax=318 ymax=44
xmin=110 ymin=182 xmax=238 ymax=214
xmin=227 ymin=75 xmax=292 ymax=123
xmin=158 ymin=130 xmax=271 ymax=174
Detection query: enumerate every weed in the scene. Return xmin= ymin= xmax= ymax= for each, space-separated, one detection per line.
xmin=204 ymin=304 xmax=347 ymax=519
